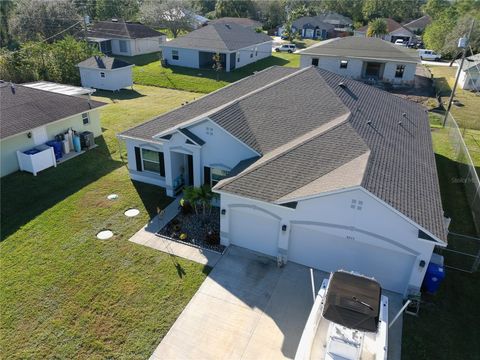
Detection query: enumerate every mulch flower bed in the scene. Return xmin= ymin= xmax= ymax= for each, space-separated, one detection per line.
xmin=157 ymin=207 xmax=225 ymax=254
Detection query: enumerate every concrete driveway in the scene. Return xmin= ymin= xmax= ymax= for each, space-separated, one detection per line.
xmin=150 ymin=245 xmax=404 ymax=360
xmin=150 ymin=246 xmax=328 ymax=360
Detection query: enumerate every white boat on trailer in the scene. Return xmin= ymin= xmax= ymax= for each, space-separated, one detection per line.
xmin=295 ymin=271 xmax=389 ymax=360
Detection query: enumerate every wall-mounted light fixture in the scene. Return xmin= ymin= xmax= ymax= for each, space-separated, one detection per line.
xmin=221 ymin=209 xmax=226 ymax=215
xmin=27 ymin=132 xmax=32 ymax=138
xmin=419 ymin=260 xmax=426 ymax=268
xmin=282 ymin=224 xmax=287 ymax=232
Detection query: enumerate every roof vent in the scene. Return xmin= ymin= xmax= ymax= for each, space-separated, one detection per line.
xmin=398 ymin=120 xmax=403 ymax=126
xmin=338 ymin=82 xmax=347 ymax=88
xmin=402 ymin=112 xmax=407 ymax=117
xmin=225 ymin=24 xmax=231 ymax=29
xmin=10 ymin=82 xmax=15 ymax=94
xmin=367 ymin=120 xmax=372 ymax=125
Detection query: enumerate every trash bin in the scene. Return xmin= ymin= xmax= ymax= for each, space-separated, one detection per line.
xmin=423 ymin=262 xmax=445 ymax=294
xmin=46 ymin=140 xmax=63 ymax=160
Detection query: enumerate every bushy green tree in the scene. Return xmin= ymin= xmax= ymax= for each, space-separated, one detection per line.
xmin=422 ymin=0 xmax=450 ymax=18
xmin=214 ymin=0 xmax=255 ymax=18
xmin=0 ymin=36 xmax=100 ymax=84
xmin=95 ymin=0 xmax=139 ymax=21
xmin=366 ymin=18 xmax=387 ymax=37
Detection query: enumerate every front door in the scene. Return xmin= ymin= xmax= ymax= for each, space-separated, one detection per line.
xmin=365 ymin=62 xmax=382 ymax=78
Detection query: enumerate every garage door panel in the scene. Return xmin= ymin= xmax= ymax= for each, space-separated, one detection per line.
xmin=289 ymin=225 xmax=415 ymax=294
xmin=230 ymin=208 xmax=279 ymax=257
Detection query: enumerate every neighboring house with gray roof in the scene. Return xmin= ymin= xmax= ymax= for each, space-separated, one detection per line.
xmin=298 ymin=37 xmax=420 ymax=86
xmin=456 ymin=53 xmax=480 ymax=91
xmin=281 ymin=12 xmax=352 ymax=39
xmin=118 ymin=65 xmax=447 ymax=296
xmin=404 ymin=15 xmax=432 ymax=34
xmin=209 ymin=17 xmax=263 ymax=30
xmin=160 ymin=23 xmax=272 ymax=72
xmin=0 ymin=82 xmax=106 ymax=176
xmin=77 ymin=56 xmax=134 ymax=91
xmin=87 ymin=19 xmax=166 ymax=57
xmin=354 ymin=18 xmax=415 ymax=44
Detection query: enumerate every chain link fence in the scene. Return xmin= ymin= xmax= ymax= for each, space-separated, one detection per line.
xmin=442 ymin=113 xmax=480 ymax=272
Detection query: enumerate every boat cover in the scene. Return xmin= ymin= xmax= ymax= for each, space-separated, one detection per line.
xmin=322 ymin=271 xmax=381 ymax=332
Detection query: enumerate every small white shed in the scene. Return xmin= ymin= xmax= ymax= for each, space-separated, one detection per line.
xmin=77 ymin=56 xmax=134 ymax=91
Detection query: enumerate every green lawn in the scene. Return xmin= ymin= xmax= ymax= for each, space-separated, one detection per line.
xmin=402 ymin=113 xmax=480 ymax=360
xmin=121 ymin=52 xmax=299 ymax=93
xmin=0 ymin=86 xmax=207 ymax=359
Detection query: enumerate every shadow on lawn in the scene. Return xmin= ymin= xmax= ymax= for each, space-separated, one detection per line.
xmin=167 ymin=54 xmax=292 ymax=83
xmin=132 ymin=180 xmax=174 ymax=219
xmin=94 ymin=89 xmax=146 ymax=102
xmin=0 ymin=136 xmax=123 ymax=241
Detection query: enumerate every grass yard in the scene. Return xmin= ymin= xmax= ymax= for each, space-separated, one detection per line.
xmin=428 ymin=66 xmax=480 ymax=130
xmin=120 ymin=52 xmax=299 ymax=93
xmin=0 ymin=86 xmax=207 ymax=359
xmin=402 ymin=113 xmax=480 ymax=360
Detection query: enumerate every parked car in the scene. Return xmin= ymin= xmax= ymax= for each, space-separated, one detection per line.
xmin=275 ymin=44 xmax=296 ymax=53
xmin=418 ymin=49 xmax=441 ymax=61
xmin=394 ymin=39 xmax=406 ymax=46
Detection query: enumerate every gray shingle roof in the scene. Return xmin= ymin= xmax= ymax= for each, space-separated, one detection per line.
xmin=404 ymin=15 xmax=432 ymax=31
xmin=88 ymin=20 xmax=164 ymax=39
xmin=298 ymin=37 xmax=419 ymax=63
xmin=77 ymin=56 xmax=132 ymax=70
xmin=0 ymin=83 xmax=106 ymax=140
xmin=120 ymin=66 xmax=446 ymax=241
xmin=163 ymin=23 xmax=272 ymax=52
xmin=119 ymin=66 xmax=297 ymax=141
xmin=209 ymin=17 xmax=262 ymax=29
xmin=217 ymin=67 xmax=445 ymax=241
xmin=292 ymin=16 xmax=335 ymax=30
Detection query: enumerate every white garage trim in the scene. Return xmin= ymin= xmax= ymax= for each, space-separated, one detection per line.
xmin=290 ymin=220 xmax=421 ymax=256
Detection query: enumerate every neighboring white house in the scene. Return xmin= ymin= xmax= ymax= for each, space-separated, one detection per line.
xmin=354 ymin=18 xmax=415 ymax=44
xmin=77 ymin=56 xmax=134 ymax=91
xmin=287 ymin=12 xmax=352 ymax=39
xmin=456 ymin=53 xmax=480 ymax=91
xmin=0 ymin=82 xmax=105 ymax=176
xmin=298 ymin=37 xmax=419 ymax=86
xmin=87 ymin=19 xmax=166 ymax=57
xmin=118 ymin=66 xmax=447 ymax=297
xmin=161 ymin=23 xmax=272 ymax=72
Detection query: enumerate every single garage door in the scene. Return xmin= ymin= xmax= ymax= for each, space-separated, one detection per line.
xmin=229 ymin=207 xmax=279 ymax=257
xmin=289 ymin=224 xmax=416 ymax=294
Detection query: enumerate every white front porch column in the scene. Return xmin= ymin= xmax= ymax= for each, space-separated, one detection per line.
xmin=193 ymin=149 xmax=201 ymax=187
xmin=163 ymin=147 xmax=174 ymax=197
xmin=225 ymin=52 xmax=231 ymax=73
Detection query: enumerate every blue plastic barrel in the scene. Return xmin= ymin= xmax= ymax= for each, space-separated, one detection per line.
xmin=73 ymin=136 xmax=81 ymax=152
xmin=46 ymin=140 xmax=63 ymax=160
xmin=423 ymin=262 xmax=445 ymax=293
xmin=24 ymin=148 xmax=40 ymax=155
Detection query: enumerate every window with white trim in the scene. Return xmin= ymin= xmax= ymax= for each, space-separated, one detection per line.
xmin=141 ymin=148 xmax=161 ymax=173
xmin=82 ymin=113 xmax=90 ymax=125
xmin=395 ymin=64 xmax=405 ymax=78
xmin=119 ymin=40 xmax=127 ymax=53
xmin=172 ymin=50 xmax=179 ymax=60
xmin=100 ymin=72 xmax=106 ymax=78
xmin=211 ymin=168 xmax=230 ymax=187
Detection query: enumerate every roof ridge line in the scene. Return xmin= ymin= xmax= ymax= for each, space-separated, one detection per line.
xmin=118 ymin=67 xmax=292 ymax=137
xmin=150 ymin=67 xmax=312 ymax=139
xmin=214 ymin=112 xmax=351 ymax=190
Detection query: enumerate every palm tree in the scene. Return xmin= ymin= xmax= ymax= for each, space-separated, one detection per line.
xmin=182 ymin=186 xmax=199 ymax=214
xmin=367 ymin=19 xmax=388 ymax=38
xmin=196 ymin=185 xmax=214 ymax=216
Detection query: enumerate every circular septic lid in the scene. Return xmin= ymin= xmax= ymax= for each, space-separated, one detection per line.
xmin=124 ymin=208 xmax=140 ymax=217
xmin=107 ymin=194 xmax=118 ymax=200
xmin=97 ymin=230 xmax=113 ymax=240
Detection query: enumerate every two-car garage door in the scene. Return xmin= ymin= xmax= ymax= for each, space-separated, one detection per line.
xmin=288 ymin=224 xmax=416 ymax=294
xmin=229 ymin=206 xmax=416 ymax=294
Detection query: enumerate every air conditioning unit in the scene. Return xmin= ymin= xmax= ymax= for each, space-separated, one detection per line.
xmin=80 ymin=131 xmax=95 ymax=150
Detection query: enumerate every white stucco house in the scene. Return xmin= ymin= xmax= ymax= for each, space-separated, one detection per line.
xmin=87 ymin=20 xmax=166 ymax=57
xmin=77 ymin=56 xmax=134 ymax=91
xmin=456 ymin=53 xmax=480 ymax=91
xmin=354 ymin=18 xmax=415 ymax=44
xmin=298 ymin=37 xmax=419 ymax=86
xmin=161 ymin=23 xmax=272 ymax=72
xmin=0 ymin=82 xmax=105 ymax=176
xmin=118 ymin=66 xmax=447 ymax=297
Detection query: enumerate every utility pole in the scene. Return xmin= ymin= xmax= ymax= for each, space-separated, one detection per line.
xmin=443 ymin=19 xmax=475 ymax=127
xmin=82 ymin=14 xmax=90 ymax=41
